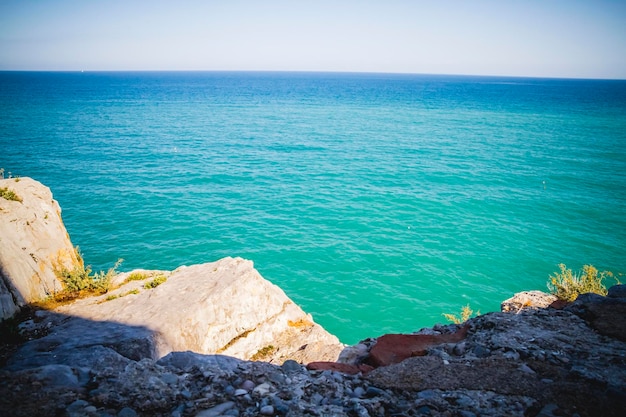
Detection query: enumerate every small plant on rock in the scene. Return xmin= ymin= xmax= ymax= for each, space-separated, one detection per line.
xmin=443 ymin=304 xmax=479 ymax=324
xmin=548 ymin=263 xmax=619 ymax=302
xmin=0 ymin=187 xmax=22 ymax=202
xmin=52 ymin=248 xmax=122 ymax=300
xmin=103 ymin=289 xmax=140 ymax=303
xmin=144 ymin=275 xmax=167 ymax=289
xmin=124 ymin=271 xmax=149 ymax=283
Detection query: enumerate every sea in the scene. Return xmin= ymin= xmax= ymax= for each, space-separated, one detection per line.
xmin=1 ymin=71 xmax=625 ymax=344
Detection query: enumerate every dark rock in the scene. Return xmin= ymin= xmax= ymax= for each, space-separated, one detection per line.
xmin=535 ymin=403 xmax=559 ymax=417
xmin=365 ymin=386 xmax=386 ymax=397
xmin=66 ymin=400 xmax=89 ymax=412
xmin=196 ymin=401 xmax=235 ymax=417
xmin=306 ymin=361 xmax=373 ymax=374
xmin=281 ymin=359 xmax=302 ymax=373
xmin=259 ymin=405 xmax=274 ymax=415
xmin=416 ymin=405 xmax=432 ymax=415
xmin=4 ymin=314 xmax=156 ymax=372
xmin=566 ymin=292 xmax=626 ymax=341
xmin=30 ymin=364 xmax=83 ymax=388
xmin=472 ymin=345 xmax=491 ymax=358
xmin=117 ymin=407 xmax=138 ymax=417
xmin=608 ymin=284 xmax=626 ymax=299
xmin=2 ymin=288 xmax=626 ymax=417
xmin=157 ymin=351 xmax=241 ymax=373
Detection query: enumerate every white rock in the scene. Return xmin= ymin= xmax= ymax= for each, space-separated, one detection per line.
xmin=56 ymin=257 xmax=343 ymax=363
xmin=0 ymin=178 xmax=79 ymax=319
xmin=501 ymin=291 xmax=558 ymax=313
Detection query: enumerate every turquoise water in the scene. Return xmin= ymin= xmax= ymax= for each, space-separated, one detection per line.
xmin=1 ymin=72 xmax=625 ymax=344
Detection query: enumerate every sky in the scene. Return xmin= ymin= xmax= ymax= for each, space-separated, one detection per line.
xmin=1 ymin=0 xmax=625 ymax=79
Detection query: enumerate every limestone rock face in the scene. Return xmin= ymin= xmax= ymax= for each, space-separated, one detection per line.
xmin=0 ymin=177 xmax=79 ymax=320
xmin=45 ymin=257 xmax=343 ymax=366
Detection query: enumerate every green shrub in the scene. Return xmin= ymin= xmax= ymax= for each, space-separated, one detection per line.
xmin=0 ymin=187 xmax=22 ymax=202
xmin=548 ymin=263 xmax=618 ymax=302
xmin=443 ymin=304 xmax=479 ymax=324
xmin=144 ymin=275 xmax=167 ymax=289
xmin=54 ymin=252 xmax=123 ymax=299
xmin=125 ymin=271 xmax=148 ymax=283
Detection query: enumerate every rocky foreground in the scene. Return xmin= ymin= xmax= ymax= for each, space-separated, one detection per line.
xmin=1 ymin=178 xmax=625 ymax=416
xmin=1 ymin=286 xmax=626 ymax=417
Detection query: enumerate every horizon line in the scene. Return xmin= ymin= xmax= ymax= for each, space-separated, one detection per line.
xmin=1 ymin=69 xmax=625 ymax=82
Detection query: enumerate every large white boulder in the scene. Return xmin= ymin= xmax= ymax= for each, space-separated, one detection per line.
xmin=53 ymin=257 xmax=343 ymax=364
xmin=0 ymin=177 xmax=79 ymax=320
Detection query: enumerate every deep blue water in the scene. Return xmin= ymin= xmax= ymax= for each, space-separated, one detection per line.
xmin=1 ymin=71 xmax=625 ymax=343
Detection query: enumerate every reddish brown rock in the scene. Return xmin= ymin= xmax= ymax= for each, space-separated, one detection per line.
xmin=548 ymin=299 xmax=569 ymax=310
xmin=306 ymin=361 xmax=374 ymax=375
xmin=366 ymin=325 xmax=469 ymax=367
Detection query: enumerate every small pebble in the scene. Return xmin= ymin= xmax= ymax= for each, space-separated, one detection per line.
xmin=240 ymin=380 xmax=255 ymax=391
xmin=417 ymin=389 xmax=437 ymax=400
xmin=272 ymin=396 xmax=289 ymax=413
xmin=416 ymin=405 xmax=432 ymax=415
xmin=161 ymin=373 xmax=178 ymax=385
xmin=311 ymin=393 xmax=324 ymax=405
xmin=365 ymin=386 xmax=385 ymax=398
xmin=118 ymin=407 xmax=138 ymax=417
xmin=253 ymin=382 xmax=271 ymax=396
xmin=473 ymin=345 xmax=491 ymax=358
xmin=453 ymin=342 xmax=466 ymax=356
xmin=503 ymin=351 xmax=520 ymax=360
xmin=196 ymin=401 xmax=235 ymax=417
xmin=281 ymin=360 xmax=302 ymax=373
xmin=259 ymin=405 xmax=274 ymax=415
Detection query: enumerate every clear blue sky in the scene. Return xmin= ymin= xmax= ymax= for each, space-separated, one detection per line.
xmin=1 ymin=0 xmax=625 ymax=78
